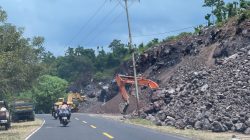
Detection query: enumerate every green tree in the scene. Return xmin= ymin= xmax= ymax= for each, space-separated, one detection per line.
xmin=0 ymin=8 xmax=43 ymax=99
xmin=0 ymin=7 xmax=7 ymax=22
xmin=205 ymin=14 xmax=213 ymax=26
xmin=40 ymin=51 xmax=57 ymax=75
xmin=203 ymin=0 xmax=226 ymax=23
xmin=194 ymin=25 xmax=204 ymax=35
xmin=57 ymin=48 xmax=95 ymax=88
xmin=240 ymin=0 xmax=250 ymax=9
xmin=108 ymin=39 xmax=128 ymax=59
xmin=33 ymin=75 xmax=68 ymax=113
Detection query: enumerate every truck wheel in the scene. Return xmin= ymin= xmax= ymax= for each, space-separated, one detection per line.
xmin=12 ymin=117 xmax=16 ymax=122
xmin=5 ymin=124 xmax=9 ymax=130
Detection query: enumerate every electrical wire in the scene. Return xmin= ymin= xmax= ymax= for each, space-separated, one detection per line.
xmin=84 ymin=11 xmax=124 ymax=46
xmin=68 ymin=0 xmax=107 ymax=45
xmin=132 ymin=22 xmax=208 ymax=38
xmin=81 ymin=2 xmax=120 ymax=44
xmin=91 ymin=22 xmax=208 ymax=49
xmin=84 ymin=1 xmax=136 ymax=47
xmin=117 ymin=0 xmax=126 ymax=9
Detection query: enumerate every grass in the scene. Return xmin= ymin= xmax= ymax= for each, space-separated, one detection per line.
xmin=0 ymin=119 xmax=43 ymax=140
xmin=124 ymin=119 xmax=250 ymax=140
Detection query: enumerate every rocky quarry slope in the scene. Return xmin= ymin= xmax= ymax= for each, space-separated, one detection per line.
xmin=80 ymin=18 xmax=250 ymax=134
xmin=134 ymin=18 xmax=250 ymax=134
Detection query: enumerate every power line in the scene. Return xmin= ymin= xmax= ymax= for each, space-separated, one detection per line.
xmin=89 ymin=22 xmax=208 ymax=49
xmin=81 ymin=2 xmax=120 ymax=45
xmin=84 ymin=11 xmax=124 ymax=46
xmin=133 ymin=22 xmax=208 ymax=38
xmin=68 ymin=0 xmax=107 ymax=46
xmin=85 ymin=1 xmax=135 ymax=47
xmin=117 ymin=0 xmax=126 ymax=9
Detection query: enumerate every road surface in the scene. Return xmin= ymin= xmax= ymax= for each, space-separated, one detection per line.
xmin=29 ymin=114 xmax=188 ymax=140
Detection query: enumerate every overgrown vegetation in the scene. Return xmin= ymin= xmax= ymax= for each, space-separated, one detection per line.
xmin=203 ymin=0 xmax=250 ymax=25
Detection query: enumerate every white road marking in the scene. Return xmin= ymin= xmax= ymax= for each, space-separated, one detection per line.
xmin=25 ymin=119 xmax=45 ymax=140
xmin=75 ymin=118 xmax=79 ymax=120
xmin=82 ymin=121 xmax=87 ymax=123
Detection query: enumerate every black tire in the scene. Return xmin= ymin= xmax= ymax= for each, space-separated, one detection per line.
xmin=53 ymin=113 xmax=58 ymax=120
xmin=63 ymin=122 xmax=68 ymax=127
xmin=5 ymin=124 xmax=9 ymax=130
xmin=12 ymin=114 xmax=18 ymax=122
xmin=8 ymin=122 xmax=11 ymax=128
xmin=62 ymin=120 xmax=68 ymax=127
xmin=12 ymin=118 xmax=16 ymax=122
xmin=30 ymin=117 xmax=35 ymax=121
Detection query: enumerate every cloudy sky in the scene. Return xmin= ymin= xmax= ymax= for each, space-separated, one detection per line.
xmin=1 ymin=0 xmax=224 ymax=56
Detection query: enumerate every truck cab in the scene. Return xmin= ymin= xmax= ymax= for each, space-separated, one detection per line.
xmin=0 ymin=101 xmax=11 ymax=130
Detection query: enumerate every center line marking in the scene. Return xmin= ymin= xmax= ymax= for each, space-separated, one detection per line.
xmin=103 ymin=132 xmax=114 ymax=139
xmin=75 ymin=118 xmax=79 ymax=120
xmin=90 ymin=125 xmax=97 ymax=128
xmin=82 ymin=121 xmax=87 ymax=123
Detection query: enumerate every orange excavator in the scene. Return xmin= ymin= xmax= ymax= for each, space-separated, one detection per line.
xmin=115 ymin=74 xmax=159 ymax=114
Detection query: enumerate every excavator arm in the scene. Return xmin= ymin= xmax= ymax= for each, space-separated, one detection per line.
xmin=115 ymin=74 xmax=159 ymax=114
xmin=67 ymin=93 xmax=85 ymax=112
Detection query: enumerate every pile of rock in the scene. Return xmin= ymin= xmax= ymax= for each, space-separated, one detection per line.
xmin=138 ymin=19 xmax=250 ymax=134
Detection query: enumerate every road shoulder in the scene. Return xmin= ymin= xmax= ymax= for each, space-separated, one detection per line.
xmin=88 ymin=114 xmax=250 ymax=140
xmin=0 ymin=118 xmax=43 ymax=140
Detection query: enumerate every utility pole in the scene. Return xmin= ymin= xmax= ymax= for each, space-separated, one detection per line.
xmin=124 ymin=0 xmax=140 ymax=116
xmin=211 ymin=6 xmax=215 ymax=25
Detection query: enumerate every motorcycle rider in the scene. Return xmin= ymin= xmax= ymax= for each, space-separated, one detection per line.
xmin=58 ymin=101 xmax=71 ymax=123
xmin=52 ymin=104 xmax=57 ymax=115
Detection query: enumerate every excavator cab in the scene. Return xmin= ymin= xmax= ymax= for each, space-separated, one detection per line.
xmin=67 ymin=92 xmax=86 ymax=112
xmin=115 ymin=74 xmax=159 ymax=114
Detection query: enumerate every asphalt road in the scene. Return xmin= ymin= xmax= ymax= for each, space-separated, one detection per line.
xmin=29 ymin=114 xmax=188 ymax=140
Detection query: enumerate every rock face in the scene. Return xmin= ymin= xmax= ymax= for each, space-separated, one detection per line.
xmin=136 ymin=19 xmax=250 ymax=133
xmin=78 ymin=81 xmax=119 ymax=113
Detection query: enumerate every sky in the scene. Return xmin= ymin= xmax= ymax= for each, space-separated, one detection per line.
xmin=1 ymin=0 xmax=216 ymax=56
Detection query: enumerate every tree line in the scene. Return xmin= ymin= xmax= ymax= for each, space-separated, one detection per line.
xmin=203 ymin=0 xmax=250 ymax=26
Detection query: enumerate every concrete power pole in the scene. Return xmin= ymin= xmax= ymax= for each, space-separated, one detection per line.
xmin=124 ymin=0 xmax=140 ymax=116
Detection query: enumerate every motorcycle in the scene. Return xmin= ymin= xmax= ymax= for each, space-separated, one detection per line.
xmin=58 ymin=109 xmax=70 ymax=127
xmin=52 ymin=111 xmax=58 ymax=120
xmin=52 ymin=105 xmax=59 ymax=119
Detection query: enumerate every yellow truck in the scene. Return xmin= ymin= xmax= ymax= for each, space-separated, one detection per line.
xmin=52 ymin=92 xmax=85 ymax=115
xmin=11 ymin=99 xmax=35 ymax=122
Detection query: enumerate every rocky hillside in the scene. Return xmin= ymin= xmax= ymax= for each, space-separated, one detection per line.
xmin=79 ymin=16 xmax=250 ymax=134
xmin=134 ymin=18 xmax=250 ymax=134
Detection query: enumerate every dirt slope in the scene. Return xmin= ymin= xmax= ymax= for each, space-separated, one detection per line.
xmin=136 ymin=18 xmax=250 ymax=134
